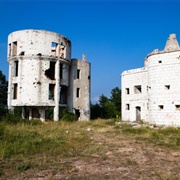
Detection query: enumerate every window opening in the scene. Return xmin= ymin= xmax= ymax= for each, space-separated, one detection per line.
xmin=125 ymin=88 xmax=130 ymax=94
xmin=49 ymin=84 xmax=55 ymax=100
xmin=134 ymin=85 xmax=142 ymax=94
xmin=76 ymin=88 xmax=80 ymax=98
xmin=12 ymin=41 xmax=17 ymax=56
xmin=158 ymin=105 xmax=164 ymax=110
xmin=8 ymin=43 xmax=11 ymax=57
xmin=45 ymin=61 xmax=55 ymax=80
xmin=126 ymin=104 xmax=130 ymax=110
xmin=60 ymin=86 xmax=68 ymax=104
xmin=60 ymin=63 xmax=63 ymax=79
xmin=77 ymin=69 xmax=80 ymax=79
xmin=88 ymin=75 xmax=90 ymax=80
xmin=32 ymin=108 xmax=40 ymax=119
xmin=165 ymin=85 xmax=170 ymax=90
xmin=14 ymin=60 xmax=19 ymax=77
xmin=51 ymin=42 xmax=58 ymax=56
xmin=13 ymin=83 xmax=18 ymax=99
xmin=175 ymin=105 xmax=180 ymax=110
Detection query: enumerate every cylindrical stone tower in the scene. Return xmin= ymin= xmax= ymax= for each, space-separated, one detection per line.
xmin=7 ymin=29 xmax=71 ymax=121
xmin=147 ymin=34 xmax=180 ymax=126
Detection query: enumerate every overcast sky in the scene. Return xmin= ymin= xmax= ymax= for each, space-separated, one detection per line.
xmin=1 ymin=0 xmax=180 ymax=103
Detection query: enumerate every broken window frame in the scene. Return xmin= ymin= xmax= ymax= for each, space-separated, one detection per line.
xmin=45 ymin=61 xmax=56 ymax=80
xmin=51 ymin=42 xmax=58 ymax=56
xmin=60 ymin=44 xmax=65 ymax=58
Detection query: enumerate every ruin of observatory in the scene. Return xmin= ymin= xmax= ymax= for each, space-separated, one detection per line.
xmin=7 ymin=29 xmax=91 ymax=121
xmin=122 ymin=34 xmax=180 ymax=127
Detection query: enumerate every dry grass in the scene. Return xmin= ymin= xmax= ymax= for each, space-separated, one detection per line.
xmin=0 ymin=119 xmax=180 ymax=179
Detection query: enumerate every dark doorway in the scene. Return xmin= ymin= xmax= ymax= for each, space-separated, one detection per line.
xmin=136 ymin=106 xmax=141 ymax=122
xmin=75 ymin=109 xmax=80 ymax=119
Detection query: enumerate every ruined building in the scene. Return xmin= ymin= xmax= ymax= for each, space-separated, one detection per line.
xmin=122 ymin=34 xmax=180 ymax=126
xmin=7 ymin=30 xmax=91 ymax=121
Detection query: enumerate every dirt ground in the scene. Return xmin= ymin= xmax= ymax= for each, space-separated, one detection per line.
xmin=1 ymin=126 xmax=180 ymax=180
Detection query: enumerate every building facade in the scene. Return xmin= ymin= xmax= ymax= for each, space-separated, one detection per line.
xmin=7 ymin=29 xmax=90 ymax=121
xmin=122 ymin=34 xmax=180 ymax=126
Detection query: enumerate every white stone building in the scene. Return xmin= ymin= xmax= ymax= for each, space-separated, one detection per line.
xmin=7 ymin=29 xmax=91 ymax=121
xmin=121 ymin=34 xmax=180 ymax=126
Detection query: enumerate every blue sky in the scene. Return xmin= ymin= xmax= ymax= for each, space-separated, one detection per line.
xmin=0 ymin=0 xmax=180 ymax=103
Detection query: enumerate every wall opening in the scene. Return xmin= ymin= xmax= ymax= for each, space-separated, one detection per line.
xmin=75 ymin=109 xmax=80 ymax=119
xmin=60 ymin=44 xmax=65 ymax=58
xmin=60 ymin=86 xmax=68 ymax=104
xmin=49 ymin=84 xmax=55 ymax=100
xmin=158 ymin=105 xmax=164 ymax=110
xmin=32 ymin=108 xmax=40 ymax=119
xmin=125 ymin=88 xmax=130 ymax=94
xmin=76 ymin=88 xmax=80 ymax=98
xmin=126 ymin=104 xmax=130 ymax=110
xmin=175 ymin=105 xmax=180 ymax=110
xmin=8 ymin=43 xmax=11 ymax=57
xmin=51 ymin=42 xmax=58 ymax=56
xmin=165 ymin=85 xmax=170 ymax=90
xmin=134 ymin=85 xmax=142 ymax=94
xmin=60 ymin=63 xmax=63 ymax=79
xmin=77 ymin=69 xmax=80 ymax=79
xmin=12 ymin=41 xmax=17 ymax=56
xmin=88 ymin=75 xmax=90 ymax=80
xmin=45 ymin=61 xmax=55 ymax=80
xmin=13 ymin=83 xmax=18 ymax=99
xmin=136 ymin=106 xmax=141 ymax=122
xmin=14 ymin=60 xmax=19 ymax=77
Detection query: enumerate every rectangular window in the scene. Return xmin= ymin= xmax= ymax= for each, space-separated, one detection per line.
xmin=76 ymin=88 xmax=80 ymax=98
xmin=134 ymin=85 xmax=142 ymax=94
xmin=12 ymin=41 xmax=17 ymax=56
xmin=158 ymin=105 xmax=164 ymax=110
xmin=13 ymin=83 xmax=18 ymax=99
xmin=9 ymin=43 xmax=11 ymax=57
xmin=60 ymin=63 xmax=63 ymax=79
xmin=14 ymin=60 xmax=19 ymax=77
xmin=165 ymin=85 xmax=170 ymax=90
xmin=126 ymin=104 xmax=130 ymax=110
xmin=77 ymin=69 xmax=80 ymax=79
xmin=125 ymin=88 xmax=130 ymax=94
xmin=51 ymin=42 xmax=58 ymax=56
xmin=175 ymin=105 xmax=180 ymax=110
xmin=49 ymin=84 xmax=55 ymax=100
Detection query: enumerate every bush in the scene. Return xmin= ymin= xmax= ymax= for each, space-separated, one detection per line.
xmin=61 ymin=108 xmax=77 ymax=122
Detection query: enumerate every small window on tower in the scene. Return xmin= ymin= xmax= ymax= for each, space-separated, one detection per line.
xmin=165 ymin=85 xmax=170 ymax=90
xmin=125 ymin=88 xmax=130 ymax=94
xmin=51 ymin=42 xmax=58 ymax=56
xmin=126 ymin=104 xmax=130 ymax=110
xmin=134 ymin=85 xmax=142 ymax=94
xmin=13 ymin=83 xmax=18 ymax=99
xmin=8 ymin=43 xmax=11 ymax=57
xmin=77 ymin=69 xmax=80 ymax=79
xmin=14 ymin=60 xmax=19 ymax=77
xmin=12 ymin=41 xmax=17 ymax=56
xmin=76 ymin=88 xmax=80 ymax=98
xmin=158 ymin=105 xmax=164 ymax=110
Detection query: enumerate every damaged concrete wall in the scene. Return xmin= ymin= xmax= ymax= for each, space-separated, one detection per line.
xmin=7 ymin=29 xmax=91 ymax=121
xmin=68 ymin=56 xmax=91 ymax=121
